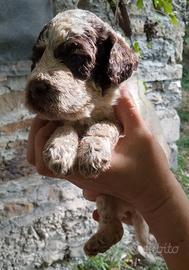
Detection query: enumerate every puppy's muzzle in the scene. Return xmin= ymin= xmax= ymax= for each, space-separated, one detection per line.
xmin=27 ymin=79 xmax=51 ymax=100
xmin=25 ymin=78 xmax=58 ymax=115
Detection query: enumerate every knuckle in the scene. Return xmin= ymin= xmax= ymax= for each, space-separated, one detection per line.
xmin=36 ymin=165 xmax=46 ymax=176
xmin=34 ymin=130 xmax=49 ymax=148
xmin=142 ymin=131 xmax=154 ymax=143
xmin=136 ymin=129 xmax=154 ymax=144
xmin=35 ymin=128 xmax=45 ymax=141
xmin=26 ymin=154 xmax=34 ymax=165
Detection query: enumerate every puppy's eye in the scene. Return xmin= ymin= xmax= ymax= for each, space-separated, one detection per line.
xmin=31 ymin=46 xmax=45 ymax=71
xmin=54 ymin=42 xmax=93 ymax=80
xmin=54 ymin=42 xmax=79 ymax=59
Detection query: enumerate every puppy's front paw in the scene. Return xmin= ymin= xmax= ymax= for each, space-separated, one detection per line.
xmin=43 ymin=143 xmax=75 ymax=176
xmin=77 ymin=136 xmax=111 ymax=178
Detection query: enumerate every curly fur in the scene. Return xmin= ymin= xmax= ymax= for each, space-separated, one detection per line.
xmin=25 ymin=9 xmax=168 ymax=256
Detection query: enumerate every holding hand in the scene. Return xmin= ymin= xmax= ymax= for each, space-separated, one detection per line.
xmin=27 ymin=87 xmax=189 ymax=269
xmin=27 ymin=87 xmax=171 ymax=213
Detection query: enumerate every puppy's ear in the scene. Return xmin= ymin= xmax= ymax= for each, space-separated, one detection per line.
xmin=94 ymin=32 xmax=138 ymax=91
xmin=31 ymin=22 xmax=51 ymax=71
xmin=107 ymin=36 xmax=138 ymax=84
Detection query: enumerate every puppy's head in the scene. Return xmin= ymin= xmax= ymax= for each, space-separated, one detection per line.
xmin=25 ymin=9 xmax=138 ymax=121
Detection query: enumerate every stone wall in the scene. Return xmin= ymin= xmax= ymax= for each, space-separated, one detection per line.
xmin=0 ymin=0 xmax=186 ymax=269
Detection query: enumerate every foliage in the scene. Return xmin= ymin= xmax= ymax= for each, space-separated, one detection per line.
xmin=73 ymin=246 xmax=169 ymax=270
xmin=176 ymin=112 xmax=189 ymax=197
xmin=132 ymin=41 xmax=141 ymax=55
xmin=75 ymin=256 xmax=110 ymax=270
xmin=73 ymin=246 xmax=122 ymax=270
xmin=136 ymin=0 xmax=144 ymax=10
xmin=182 ymin=69 xmax=189 ymax=91
xmin=182 ymin=24 xmax=189 ymax=91
xmin=136 ymin=0 xmax=178 ymax=24
xmin=176 ymin=145 xmax=189 ymax=196
xmin=176 ymin=40 xmax=189 ymax=197
xmin=108 ymin=0 xmax=178 ymax=25
xmin=121 ymin=253 xmax=168 ymax=270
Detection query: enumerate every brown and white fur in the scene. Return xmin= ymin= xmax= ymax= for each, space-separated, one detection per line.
xmin=25 ymin=9 xmax=169 ymax=256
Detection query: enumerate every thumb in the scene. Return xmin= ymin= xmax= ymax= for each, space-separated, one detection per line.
xmin=115 ymin=86 xmax=145 ymax=134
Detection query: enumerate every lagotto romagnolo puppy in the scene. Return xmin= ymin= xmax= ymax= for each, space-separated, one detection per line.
xmin=25 ymin=9 xmax=169 ymax=256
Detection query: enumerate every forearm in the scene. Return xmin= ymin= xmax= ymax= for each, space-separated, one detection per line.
xmin=138 ymin=172 xmax=189 ymax=270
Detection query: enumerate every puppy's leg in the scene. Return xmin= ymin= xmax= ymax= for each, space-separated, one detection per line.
xmin=84 ymin=195 xmax=124 ymax=256
xmin=43 ymin=125 xmax=79 ymax=176
xmin=131 ymin=210 xmax=149 ymax=247
xmin=77 ymin=121 xmax=119 ymax=178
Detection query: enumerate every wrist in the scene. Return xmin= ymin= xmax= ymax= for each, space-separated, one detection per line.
xmin=140 ymin=175 xmax=189 ymax=270
xmin=133 ymin=170 xmax=176 ymax=217
xmin=134 ymin=171 xmax=189 ymax=244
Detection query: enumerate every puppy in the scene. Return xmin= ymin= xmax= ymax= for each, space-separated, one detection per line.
xmin=25 ymin=9 xmax=169 ymax=256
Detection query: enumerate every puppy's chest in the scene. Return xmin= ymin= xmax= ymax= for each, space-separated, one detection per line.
xmin=70 ymin=121 xmax=106 ymax=139
xmin=65 ymin=107 xmax=116 ymax=138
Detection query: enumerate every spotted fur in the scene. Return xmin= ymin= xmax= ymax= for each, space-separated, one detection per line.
xmin=25 ymin=9 xmax=168 ymax=256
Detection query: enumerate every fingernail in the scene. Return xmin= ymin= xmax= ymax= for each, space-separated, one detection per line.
xmin=119 ymin=86 xmax=128 ymax=98
xmin=92 ymin=210 xmax=99 ymax=222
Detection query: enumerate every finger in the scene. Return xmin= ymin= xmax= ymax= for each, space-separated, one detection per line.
xmin=115 ymin=86 xmax=146 ymax=134
xmin=27 ymin=116 xmax=48 ymax=165
xmin=34 ymin=121 xmax=59 ymax=176
xmin=121 ymin=211 xmax=133 ymax=225
xmin=92 ymin=209 xmax=99 ymax=222
xmin=83 ymin=189 xmax=100 ymax=202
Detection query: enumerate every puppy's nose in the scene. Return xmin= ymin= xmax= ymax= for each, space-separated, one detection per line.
xmin=28 ymin=80 xmax=50 ymax=99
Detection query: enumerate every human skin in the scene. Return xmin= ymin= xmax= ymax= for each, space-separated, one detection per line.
xmin=27 ymin=87 xmax=189 ymax=270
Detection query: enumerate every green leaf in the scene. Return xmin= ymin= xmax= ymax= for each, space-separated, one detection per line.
xmin=133 ymin=41 xmax=141 ymax=55
xmin=136 ymin=0 xmax=143 ymax=10
xmin=153 ymin=0 xmax=161 ymax=9
xmin=170 ymin=13 xmax=178 ymax=25
xmin=162 ymin=1 xmax=173 ymax=14
xmin=152 ymin=0 xmax=178 ymax=25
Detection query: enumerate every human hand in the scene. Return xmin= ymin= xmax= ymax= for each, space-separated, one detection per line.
xmin=27 ymin=87 xmax=172 ymax=215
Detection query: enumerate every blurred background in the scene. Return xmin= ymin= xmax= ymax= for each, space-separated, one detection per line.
xmin=0 ymin=0 xmax=188 ymax=269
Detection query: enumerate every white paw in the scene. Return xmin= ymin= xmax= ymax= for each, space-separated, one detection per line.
xmin=77 ymin=136 xmax=111 ymax=178
xmin=43 ymin=143 xmax=75 ymax=176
